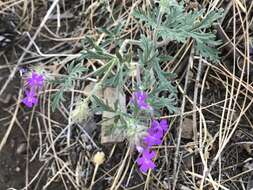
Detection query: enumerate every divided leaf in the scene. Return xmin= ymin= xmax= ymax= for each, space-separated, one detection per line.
xmin=133 ymin=1 xmax=223 ymax=61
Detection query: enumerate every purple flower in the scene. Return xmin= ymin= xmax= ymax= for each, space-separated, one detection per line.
xmin=143 ymin=119 xmax=169 ymax=147
xmin=132 ymin=91 xmax=151 ymax=110
xmin=136 ymin=145 xmax=144 ymax=153
xmin=135 ymin=119 xmax=170 ymax=173
xmin=160 ymin=119 xmax=168 ymax=131
xmin=151 ymin=119 xmax=168 ymax=134
xmin=137 ymin=149 xmax=156 ymax=173
xmin=22 ymin=90 xmax=38 ymax=108
xmin=27 ymin=72 xmax=44 ymax=88
xmin=143 ymin=128 xmax=163 ymax=147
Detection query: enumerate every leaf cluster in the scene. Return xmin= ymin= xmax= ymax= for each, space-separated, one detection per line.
xmin=80 ymin=37 xmax=131 ymax=89
xmin=51 ymin=62 xmax=87 ymax=111
xmin=133 ymin=0 xmax=223 ymax=61
xmin=138 ymin=35 xmax=178 ymax=114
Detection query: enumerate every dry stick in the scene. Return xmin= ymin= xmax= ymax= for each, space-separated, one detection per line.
xmin=125 ymin=160 xmax=136 ymax=187
xmin=45 ymin=89 xmax=68 ymax=189
xmin=42 ymin=163 xmax=68 ymax=190
xmin=217 ymin=24 xmax=253 ymax=66
xmin=25 ymin=32 xmax=82 ymax=57
xmin=208 ymin=66 xmax=252 ymax=120
xmin=21 ymin=162 xmax=48 ymax=190
xmin=232 ymin=0 xmax=251 ymax=125
xmin=193 ymin=57 xmax=202 ymax=144
xmin=199 ymin=65 xmax=211 ymax=189
xmin=177 ymin=82 xmax=219 ymax=189
xmin=215 ymin=7 xmax=252 ymax=187
xmin=110 ymin=146 xmax=131 ymax=190
xmin=171 ymin=40 xmax=193 ymax=76
xmin=4 ymin=107 xmax=27 ymax=139
xmin=201 ymin=60 xmax=253 ymax=94
xmin=223 ymin=3 xmax=239 ymax=187
xmin=108 ymin=144 xmax=117 ymax=159
xmin=172 ymin=53 xmax=192 ymax=190
xmin=36 ymin=118 xmax=43 ymax=160
xmin=0 ymin=0 xmax=60 ymax=97
xmin=196 ymin=65 xmax=230 ymax=189
xmin=122 ymin=0 xmax=141 ymax=32
xmin=204 ymin=86 xmax=253 ymax=185
xmin=30 ymin=0 xmax=35 ymax=32
xmin=164 ymin=136 xmax=171 ymax=190
xmin=0 ymin=89 xmax=22 ymax=152
xmin=194 ymin=57 xmax=205 ymax=189
xmin=183 ymin=73 xmax=217 ymax=189
xmin=144 ymin=167 xmax=152 ymax=190
xmin=219 ymin=0 xmax=250 ymax=163
xmin=217 ymin=1 xmax=253 ymax=63
xmin=176 ymin=69 xmax=219 ymax=189
xmin=221 ymin=1 xmax=246 ymax=144
xmin=219 ymin=3 xmax=237 ymax=186
xmin=186 ymin=171 xmax=229 ymax=190
xmin=90 ymin=164 xmax=99 ymax=190
xmin=67 ymin=85 xmax=75 ymax=148
xmin=0 ymin=0 xmax=25 ymax=13
xmin=199 ymin=64 xmax=217 ymax=189
xmin=25 ymin=105 xmax=36 ymax=190
xmin=161 ymin=94 xmax=238 ymax=119
xmin=115 ymin=153 xmax=132 ymax=190
xmin=221 ymin=169 xmax=253 ymax=184
xmin=56 ymin=160 xmax=79 ymax=189
xmin=95 ymin=162 xmax=122 ymax=184
xmin=76 ymin=124 xmax=99 ymax=149
xmin=21 ymin=0 xmax=28 ymax=22
xmin=218 ymin=0 xmax=253 ymax=56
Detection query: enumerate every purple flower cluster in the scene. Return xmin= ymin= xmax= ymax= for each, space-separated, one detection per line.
xmin=137 ymin=119 xmax=169 ymax=173
xmin=132 ymin=91 xmax=152 ymax=110
xmin=22 ymin=72 xmax=45 ymax=108
xmin=137 ymin=149 xmax=156 ymax=172
xmin=131 ymin=90 xmax=169 ymax=172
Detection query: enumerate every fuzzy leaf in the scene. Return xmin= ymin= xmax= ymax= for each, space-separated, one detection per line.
xmin=51 ymin=62 xmax=87 ymax=111
xmin=134 ymin=1 xmax=223 ymax=62
xmin=91 ymin=95 xmax=114 ymax=113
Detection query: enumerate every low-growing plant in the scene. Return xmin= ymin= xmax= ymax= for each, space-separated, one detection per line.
xmin=22 ymin=0 xmax=223 ymax=173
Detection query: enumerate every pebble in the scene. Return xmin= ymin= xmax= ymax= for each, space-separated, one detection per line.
xmin=15 ymin=167 xmax=20 ymax=172
xmin=16 ymin=143 xmax=26 ymax=154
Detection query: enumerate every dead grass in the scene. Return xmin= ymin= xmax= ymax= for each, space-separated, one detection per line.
xmin=0 ymin=0 xmax=253 ymax=189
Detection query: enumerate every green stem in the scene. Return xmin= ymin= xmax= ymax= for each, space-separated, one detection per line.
xmin=85 ymin=59 xmax=116 ymax=101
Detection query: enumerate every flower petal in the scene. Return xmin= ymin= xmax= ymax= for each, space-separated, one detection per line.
xmin=136 ymin=146 xmax=144 ymax=153
xmin=146 ymin=160 xmax=156 ymax=169
xmin=160 ymin=119 xmax=168 ymax=131
xmin=140 ymin=164 xmax=149 ymax=173
xmin=137 ymin=157 xmax=144 ymax=165
xmin=152 ymin=120 xmax=159 ymax=128
xmin=148 ymin=150 xmax=156 ymax=159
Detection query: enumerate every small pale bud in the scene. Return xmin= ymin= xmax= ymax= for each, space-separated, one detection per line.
xmin=71 ymin=99 xmax=89 ymax=123
xmin=92 ymin=151 xmax=105 ymax=166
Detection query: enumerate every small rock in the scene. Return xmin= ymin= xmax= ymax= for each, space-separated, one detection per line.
xmin=181 ymin=118 xmax=194 ymax=139
xmin=16 ymin=143 xmax=26 ymax=154
xmin=15 ymin=167 xmax=21 ymax=172
xmin=101 ymin=87 xmax=126 ymax=144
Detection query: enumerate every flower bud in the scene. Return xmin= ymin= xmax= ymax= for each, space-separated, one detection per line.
xmin=92 ymin=151 xmax=105 ymax=166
